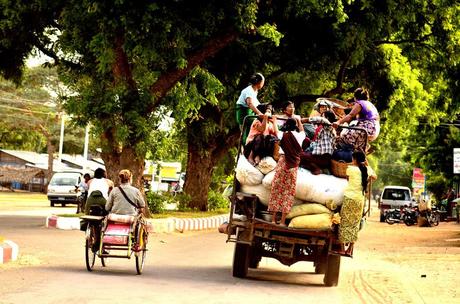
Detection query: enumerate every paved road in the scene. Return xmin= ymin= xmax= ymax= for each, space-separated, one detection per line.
xmin=1 ymin=211 xmax=459 ymax=304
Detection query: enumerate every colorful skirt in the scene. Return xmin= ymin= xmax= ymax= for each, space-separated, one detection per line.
xmin=338 ymin=196 xmax=364 ymax=243
xmin=337 ymin=119 xmax=380 ymax=151
xmin=268 ymin=156 xmax=297 ymax=213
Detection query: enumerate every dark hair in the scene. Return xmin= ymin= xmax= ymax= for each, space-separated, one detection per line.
xmin=284 ymin=118 xmax=299 ymax=132
xmin=354 ymin=88 xmax=369 ymax=101
xmin=323 ymin=110 xmax=337 ymax=123
xmin=83 ymin=173 xmax=91 ymax=179
xmin=94 ymin=168 xmax=106 ymax=179
xmin=352 ymin=151 xmax=368 ymax=194
xmin=249 ymin=73 xmax=264 ymax=85
xmin=282 ymin=101 xmax=294 ymax=111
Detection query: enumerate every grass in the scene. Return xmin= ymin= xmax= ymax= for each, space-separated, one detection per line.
xmin=0 ymin=191 xmax=228 ymax=218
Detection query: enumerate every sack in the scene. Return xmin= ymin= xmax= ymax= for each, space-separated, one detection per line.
xmin=235 ymin=155 xmax=264 ymax=186
xmin=257 ymin=157 xmax=277 ymax=174
xmin=286 ymin=203 xmax=331 ymax=219
xmin=288 ymin=213 xmax=333 ymax=229
xmin=240 ymin=184 xmax=270 ymax=206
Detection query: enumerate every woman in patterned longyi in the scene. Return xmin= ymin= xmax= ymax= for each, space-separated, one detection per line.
xmin=268 ymin=118 xmax=305 ymax=226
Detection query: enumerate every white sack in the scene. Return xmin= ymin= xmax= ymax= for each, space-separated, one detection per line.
xmin=257 ymin=157 xmax=277 ymax=174
xmin=240 ymin=184 xmax=270 ymax=206
xmin=295 ymin=168 xmax=348 ymax=206
xmin=235 ymin=155 xmax=264 ymax=186
xmin=262 ymin=171 xmax=276 ymax=189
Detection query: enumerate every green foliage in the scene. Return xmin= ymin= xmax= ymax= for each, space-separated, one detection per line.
xmin=207 ymin=189 xmax=230 ymax=211
xmin=145 ymin=191 xmax=167 ymax=214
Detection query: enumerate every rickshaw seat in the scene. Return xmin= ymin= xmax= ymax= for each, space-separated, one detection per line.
xmin=107 ymin=213 xmax=136 ymax=224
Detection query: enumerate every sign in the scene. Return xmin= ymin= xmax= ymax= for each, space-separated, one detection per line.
xmin=412 ymin=168 xmax=425 ymax=189
xmin=454 ymin=148 xmax=460 ymax=174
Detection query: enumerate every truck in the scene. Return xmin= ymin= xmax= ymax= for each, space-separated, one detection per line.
xmin=225 ymin=116 xmax=371 ymax=286
xmin=378 ymin=185 xmax=414 ymax=222
xmin=47 ymin=171 xmax=83 ymax=207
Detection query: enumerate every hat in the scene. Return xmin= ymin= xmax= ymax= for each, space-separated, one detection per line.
xmin=318 ymin=100 xmax=328 ymax=106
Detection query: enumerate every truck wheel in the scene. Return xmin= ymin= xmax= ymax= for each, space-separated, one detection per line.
xmin=50 ymin=201 xmax=55 ymax=207
xmin=379 ymin=213 xmax=385 ymax=222
xmin=232 ymin=243 xmax=249 ymax=278
xmin=314 ymin=257 xmax=327 ymax=274
xmin=248 ymin=247 xmax=261 ymax=269
xmin=323 ymin=254 xmax=341 ymax=287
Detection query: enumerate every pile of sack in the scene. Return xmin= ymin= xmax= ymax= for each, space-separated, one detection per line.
xmin=235 ymin=154 xmax=345 ymax=229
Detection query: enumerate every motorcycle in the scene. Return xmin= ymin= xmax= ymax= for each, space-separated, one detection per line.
xmin=385 ymin=206 xmax=417 ymax=226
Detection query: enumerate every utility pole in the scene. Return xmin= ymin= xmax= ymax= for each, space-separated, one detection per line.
xmin=58 ymin=113 xmax=65 ymax=162
xmin=83 ymin=124 xmax=90 ymax=169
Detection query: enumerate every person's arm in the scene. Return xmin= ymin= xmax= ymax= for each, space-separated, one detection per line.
xmin=271 ymin=116 xmax=279 ymax=136
xmin=135 ymin=190 xmax=146 ymax=215
xmin=256 ymin=114 xmax=269 ymax=132
xmin=333 ymin=103 xmax=362 ymax=128
xmin=245 ymin=97 xmax=263 ymax=116
xmin=296 ymin=117 xmax=304 ymax=132
xmin=105 ymin=189 xmax=115 ymax=212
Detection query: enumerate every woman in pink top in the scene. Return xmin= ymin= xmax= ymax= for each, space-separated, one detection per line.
xmin=333 ymin=88 xmax=380 ymax=152
xmin=244 ymin=104 xmax=279 ymax=166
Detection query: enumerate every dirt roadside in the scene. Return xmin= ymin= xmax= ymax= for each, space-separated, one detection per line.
xmin=338 ymin=205 xmax=460 ymax=304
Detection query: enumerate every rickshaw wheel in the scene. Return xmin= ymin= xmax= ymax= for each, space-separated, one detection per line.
xmin=135 ymin=225 xmax=147 ymax=275
xmin=85 ymin=225 xmax=97 ymax=271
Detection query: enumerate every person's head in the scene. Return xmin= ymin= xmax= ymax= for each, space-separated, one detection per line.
xmin=282 ymin=101 xmax=295 ymax=116
xmin=257 ymin=103 xmax=272 ymax=115
xmin=352 ymin=151 xmax=368 ymax=194
xmin=83 ymin=173 xmax=91 ymax=182
xmin=354 ymin=87 xmax=369 ymax=101
xmin=94 ymin=168 xmax=106 ymax=179
xmin=249 ymin=73 xmax=265 ymax=90
xmin=284 ymin=118 xmax=299 ymax=132
xmin=323 ymin=110 xmax=337 ymax=123
xmin=118 ymin=169 xmax=132 ymax=184
xmin=318 ymin=100 xmax=328 ymax=114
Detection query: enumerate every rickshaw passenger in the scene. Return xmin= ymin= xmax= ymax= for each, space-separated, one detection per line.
xmin=106 ymin=169 xmax=145 ymax=216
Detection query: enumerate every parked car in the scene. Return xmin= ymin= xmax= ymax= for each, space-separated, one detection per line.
xmin=47 ymin=172 xmax=82 ymax=207
xmin=378 ymin=185 xmax=414 ymax=222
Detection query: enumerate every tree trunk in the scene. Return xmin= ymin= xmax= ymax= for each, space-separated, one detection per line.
xmin=45 ymin=135 xmax=55 ymax=193
xmin=184 ymin=144 xmax=215 ymax=211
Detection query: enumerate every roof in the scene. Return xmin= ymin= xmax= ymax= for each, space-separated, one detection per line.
xmin=0 ymin=149 xmax=104 ymax=173
xmin=0 ymin=167 xmax=45 ymax=184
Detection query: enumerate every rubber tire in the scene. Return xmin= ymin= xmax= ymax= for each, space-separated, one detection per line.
xmin=248 ymin=247 xmax=261 ymax=269
xmin=85 ymin=226 xmax=96 ymax=271
xmin=135 ymin=227 xmax=147 ymax=275
xmin=135 ymin=250 xmax=146 ymax=275
xmin=315 ymin=257 xmax=328 ymax=274
xmin=379 ymin=213 xmax=385 ymax=222
xmin=50 ymin=201 xmax=55 ymax=207
xmin=385 ymin=213 xmax=395 ymax=225
xmin=232 ymin=243 xmax=250 ymax=278
xmin=324 ymin=254 xmax=341 ymax=287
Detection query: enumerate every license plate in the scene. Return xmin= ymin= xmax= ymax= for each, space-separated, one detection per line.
xmin=58 ymin=197 xmax=65 ymax=200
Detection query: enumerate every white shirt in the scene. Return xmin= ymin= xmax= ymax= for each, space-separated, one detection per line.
xmin=88 ymin=178 xmax=110 ymax=199
xmin=236 ymin=86 xmax=259 ymax=108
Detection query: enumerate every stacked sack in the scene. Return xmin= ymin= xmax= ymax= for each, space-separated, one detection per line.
xmin=235 ymin=155 xmax=347 ymax=229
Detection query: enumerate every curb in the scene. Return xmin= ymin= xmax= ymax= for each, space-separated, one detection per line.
xmin=0 ymin=239 xmax=19 ymax=264
xmin=46 ymin=214 xmax=228 ymax=233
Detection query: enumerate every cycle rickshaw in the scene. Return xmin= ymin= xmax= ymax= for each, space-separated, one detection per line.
xmin=80 ymin=206 xmax=149 ymax=274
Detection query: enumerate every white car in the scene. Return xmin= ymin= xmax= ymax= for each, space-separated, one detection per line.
xmin=47 ymin=172 xmax=82 ymax=207
xmin=378 ymin=185 xmax=414 ymax=222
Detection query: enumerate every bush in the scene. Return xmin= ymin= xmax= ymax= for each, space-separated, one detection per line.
xmin=207 ymin=189 xmax=230 ymax=211
xmin=146 ymin=191 xmax=167 ymax=214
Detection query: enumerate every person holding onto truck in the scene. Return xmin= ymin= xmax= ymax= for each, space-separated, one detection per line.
xmin=336 ymin=150 xmax=376 ymax=256
xmin=333 ymin=87 xmax=380 ymax=152
xmin=244 ymin=104 xmax=279 ymax=166
xmin=268 ymin=117 xmax=305 ymax=226
xmin=235 ymin=73 xmax=265 ymax=129
xmin=84 ymin=168 xmax=114 ymax=215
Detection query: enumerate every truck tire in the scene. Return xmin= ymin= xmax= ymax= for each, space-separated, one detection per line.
xmin=379 ymin=213 xmax=385 ymax=222
xmin=50 ymin=201 xmax=55 ymax=207
xmin=248 ymin=247 xmax=261 ymax=269
xmin=314 ymin=257 xmax=327 ymax=274
xmin=232 ymin=243 xmax=249 ymax=278
xmin=323 ymin=254 xmax=341 ymax=287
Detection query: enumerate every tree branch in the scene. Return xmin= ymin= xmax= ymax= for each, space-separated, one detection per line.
xmin=148 ymin=30 xmax=239 ymax=112
xmin=323 ymin=55 xmax=350 ymax=97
